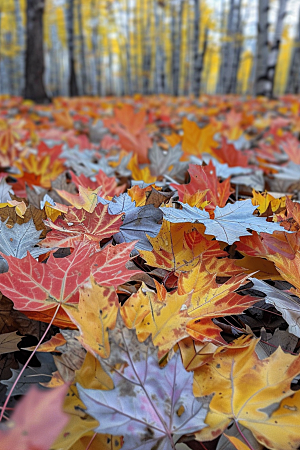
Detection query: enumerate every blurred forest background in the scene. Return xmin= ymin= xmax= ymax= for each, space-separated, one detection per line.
xmin=0 ymin=0 xmax=300 ymax=100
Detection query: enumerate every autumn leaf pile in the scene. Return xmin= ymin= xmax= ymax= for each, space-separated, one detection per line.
xmin=2 ymin=94 xmax=300 ymax=450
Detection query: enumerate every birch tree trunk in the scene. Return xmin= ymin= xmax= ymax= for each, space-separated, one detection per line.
xmin=14 ymin=0 xmax=24 ymax=95
xmin=24 ymin=0 xmax=48 ymax=102
xmin=193 ymin=0 xmax=200 ymax=97
xmin=67 ymin=0 xmax=78 ymax=96
xmin=77 ymin=0 xmax=88 ymax=95
xmin=286 ymin=7 xmax=300 ymax=93
xmin=217 ymin=0 xmax=242 ymax=94
xmin=228 ymin=1 xmax=242 ymax=94
xmin=265 ymin=0 xmax=288 ymax=97
xmin=255 ymin=0 xmax=269 ymax=96
xmin=216 ymin=0 xmax=227 ymax=94
xmin=125 ymin=0 xmax=132 ymax=95
xmin=142 ymin=1 xmax=151 ymax=95
xmin=154 ymin=1 xmax=164 ymax=94
xmin=172 ymin=0 xmax=183 ymax=96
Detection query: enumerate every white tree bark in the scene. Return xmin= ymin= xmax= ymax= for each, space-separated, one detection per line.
xmin=265 ymin=0 xmax=288 ymax=96
xmin=255 ymin=0 xmax=269 ymax=96
xmin=218 ymin=0 xmax=242 ymax=94
xmin=286 ymin=6 xmax=300 ymax=93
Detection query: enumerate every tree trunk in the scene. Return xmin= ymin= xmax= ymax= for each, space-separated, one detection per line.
xmin=255 ymin=0 xmax=269 ymax=96
xmin=172 ymin=0 xmax=183 ymax=96
xmin=154 ymin=1 xmax=165 ymax=94
xmin=266 ymin=0 xmax=288 ymax=97
xmin=67 ymin=0 xmax=78 ymax=96
xmin=14 ymin=0 xmax=24 ymax=95
xmin=77 ymin=0 xmax=87 ymax=95
xmin=228 ymin=0 xmax=242 ymax=93
xmin=124 ymin=0 xmax=132 ymax=95
xmin=142 ymin=1 xmax=151 ymax=95
xmin=24 ymin=0 xmax=49 ymax=102
xmin=193 ymin=0 xmax=200 ymax=97
xmin=286 ymin=7 xmax=300 ymax=93
xmin=218 ymin=0 xmax=242 ymax=94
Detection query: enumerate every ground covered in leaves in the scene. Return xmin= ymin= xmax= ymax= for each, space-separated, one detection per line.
xmin=1 ymin=94 xmax=300 ymax=450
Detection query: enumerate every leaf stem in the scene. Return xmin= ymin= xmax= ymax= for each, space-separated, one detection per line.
xmin=0 ymin=304 xmax=61 ymax=422
xmin=85 ymin=432 xmax=97 ymax=450
xmin=235 ymin=420 xmax=256 ymax=450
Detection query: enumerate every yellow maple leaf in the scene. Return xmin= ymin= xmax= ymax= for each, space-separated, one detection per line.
xmin=64 ymin=276 xmax=119 ymax=359
xmin=52 ymin=354 xmax=121 ymax=450
xmin=181 ymin=118 xmax=219 ymax=155
xmin=252 ymin=190 xmax=288 ymax=215
xmin=55 ymin=185 xmax=102 ymax=212
xmin=127 ymin=153 xmax=156 ymax=183
xmin=193 ymin=337 xmax=300 ymax=450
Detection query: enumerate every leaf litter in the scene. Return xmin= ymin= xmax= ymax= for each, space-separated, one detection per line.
xmin=1 ymin=96 xmax=300 ymax=450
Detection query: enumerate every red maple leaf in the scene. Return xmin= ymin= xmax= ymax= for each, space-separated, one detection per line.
xmin=0 ymin=241 xmax=139 ymax=326
xmin=42 ymin=203 xmax=123 ymax=248
xmin=172 ymin=161 xmax=232 ymax=209
xmin=70 ymin=170 xmax=125 ymax=198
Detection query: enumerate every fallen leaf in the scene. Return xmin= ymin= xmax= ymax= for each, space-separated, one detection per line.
xmin=78 ymin=317 xmax=210 ymax=450
xmin=0 ymin=384 xmax=69 ymax=450
xmin=161 ymin=199 xmax=289 ymax=245
xmin=0 ymin=331 xmax=22 ymax=354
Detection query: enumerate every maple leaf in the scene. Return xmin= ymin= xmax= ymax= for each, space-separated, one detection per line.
xmin=104 ymin=105 xmax=152 ymax=164
xmin=148 ymin=142 xmax=188 ymax=178
xmin=139 ymin=219 xmax=241 ymax=275
xmin=281 ymin=133 xmax=300 ymax=164
xmin=0 ymin=241 xmax=139 ymax=327
xmin=0 ymin=384 xmax=69 ymax=450
xmin=250 ymin=279 xmax=300 ymax=338
xmin=262 ymin=251 xmax=300 ymax=298
xmin=236 ymin=230 xmax=300 ymax=260
xmin=2 ymin=352 xmax=57 ymax=396
xmin=177 ymin=262 xmax=257 ymax=323
xmin=193 ymin=336 xmax=300 ymax=450
xmin=77 ymin=317 xmax=210 ymax=450
xmin=0 ymin=331 xmax=22 ymax=354
xmin=65 ymin=276 xmax=119 ymax=359
xmin=0 ymin=219 xmax=49 ymax=272
xmin=122 ymin=281 xmax=193 ymax=358
xmin=160 ymin=199 xmax=289 ymax=245
xmin=14 ymin=153 xmax=65 ymax=189
xmin=55 ymin=185 xmax=102 ymax=212
xmin=42 ymin=203 xmax=123 ymax=248
xmin=102 ymin=193 xmax=163 ymax=250
xmin=181 ymin=118 xmax=219 ymax=155
xmin=213 ymin=137 xmax=249 ymax=167
xmin=70 ymin=170 xmax=125 ymax=198
xmin=52 ymin=354 xmax=122 ymax=450
xmin=113 ymin=204 xmax=163 ymax=251
xmin=127 ymin=153 xmax=156 ymax=183
xmin=252 ymin=190 xmax=287 ymax=215
xmin=224 ymin=434 xmax=254 ymax=450
xmin=172 ymin=161 xmax=231 ymax=209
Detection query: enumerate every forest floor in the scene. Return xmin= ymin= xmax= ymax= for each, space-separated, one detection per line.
xmin=1 ymin=95 xmax=300 ymax=450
